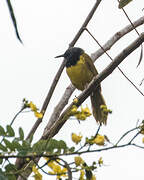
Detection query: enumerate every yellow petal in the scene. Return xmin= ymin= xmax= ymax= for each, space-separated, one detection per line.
xmin=93 ymin=135 xmax=105 ymax=146
xmin=34 ymin=112 xmax=43 ymax=118
xmin=74 ymin=156 xmax=84 ymax=166
xmin=29 ymin=101 xmax=38 ymax=111
xmin=71 ymin=133 xmax=82 ymax=144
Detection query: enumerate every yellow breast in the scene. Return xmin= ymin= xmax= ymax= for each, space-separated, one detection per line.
xmin=66 ymin=55 xmax=94 ymax=90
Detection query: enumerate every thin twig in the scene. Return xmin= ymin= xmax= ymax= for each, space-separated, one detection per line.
xmin=1 ymin=107 xmax=25 ymax=144
xmin=128 ymin=131 xmax=140 ymax=144
xmin=0 ymin=143 xmax=137 ymax=159
xmin=132 ymin=143 xmax=144 ymax=149
xmin=115 ymin=127 xmax=138 ymax=145
xmin=85 ymin=28 xmax=144 ymax=96
xmin=69 ymin=0 xmax=102 ymax=47
xmin=118 ymin=0 xmax=143 ymax=67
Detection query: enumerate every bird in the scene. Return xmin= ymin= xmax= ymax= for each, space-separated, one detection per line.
xmin=55 ymin=47 xmax=107 ymax=124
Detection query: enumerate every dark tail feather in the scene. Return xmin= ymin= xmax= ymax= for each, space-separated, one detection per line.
xmin=90 ymin=89 xmax=107 ymax=125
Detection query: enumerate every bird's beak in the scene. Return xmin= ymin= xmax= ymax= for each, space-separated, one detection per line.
xmin=55 ymin=54 xmax=64 ymax=58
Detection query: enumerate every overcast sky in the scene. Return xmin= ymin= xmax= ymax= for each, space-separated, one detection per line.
xmin=0 ymin=0 xmax=144 ymax=179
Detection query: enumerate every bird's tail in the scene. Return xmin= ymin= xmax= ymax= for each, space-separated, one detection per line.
xmin=90 ymin=89 xmax=108 ymax=125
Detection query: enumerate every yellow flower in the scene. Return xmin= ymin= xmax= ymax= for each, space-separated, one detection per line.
xmin=142 ymin=137 xmax=144 ymax=143
xmin=47 ymin=160 xmax=67 ymax=179
xmin=98 ymin=157 xmax=103 ymax=166
xmin=140 ymin=124 xmax=144 ymax=134
xmin=75 ymin=113 xmax=86 ymax=120
xmin=80 ymin=170 xmax=85 ymax=180
xmin=71 ymin=105 xmax=78 ymax=115
xmin=32 ymin=166 xmax=42 ymax=180
xmin=74 ymin=156 xmax=84 ymax=166
xmin=71 ymin=133 xmax=82 ymax=144
xmin=53 ymin=164 xmax=61 ymax=173
xmin=73 ymin=98 xmax=78 ymax=104
xmin=26 ymin=158 xmax=30 ymax=162
xmin=29 ymin=101 xmax=38 ymax=111
xmin=60 ymin=168 xmax=67 ymax=177
xmin=93 ymin=134 xmax=105 ymax=146
xmin=81 ymin=106 xmax=91 ymax=117
xmin=100 ymin=105 xmax=112 ymax=124
xmin=34 ymin=111 xmax=43 ymax=118
xmin=91 ymin=175 xmax=96 ymax=180
xmin=47 ymin=161 xmax=55 ymax=169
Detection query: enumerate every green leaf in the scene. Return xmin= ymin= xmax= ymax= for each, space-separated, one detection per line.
xmin=136 ymin=44 xmax=143 ymax=67
xmin=56 ymin=140 xmax=67 ymax=153
xmin=19 ymin=127 xmax=24 ymax=140
xmin=6 ymin=174 xmax=16 ymax=180
xmin=27 ymin=134 xmax=33 ymax=144
xmin=6 ymin=125 xmax=15 ymax=137
xmin=0 ymin=171 xmax=8 ymax=180
xmin=3 ymin=139 xmax=15 ymax=151
xmin=0 ymin=144 xmax=7 ymax=152
xmin=46 ymin=139 xmax=58 ymax=153
xmin=6 ymin=0 xmax=23 ymax=43
xmin=0 ymin=126 xmax=6 ymax=136
xmin=12 ymin=139 xmax=22 ymax=151
xmin=0 ymin=157 xmax=3 ymax=164
xmin=118 ymin=0 xmax=133 ymax=9
xmin=69 ymin=147 xmax=75 ymax=153
xmin=5 ymin=164 xmax=17 ymax=179
xmin=5 ymin=163 xmax=16 ymax=172
xmin=22 ymin=140 xmax=32 ymax=152
xmin=32 ymin=140 xmax=47 ymax=153
xmin=46 ymin=139 xmax=68 ymax=154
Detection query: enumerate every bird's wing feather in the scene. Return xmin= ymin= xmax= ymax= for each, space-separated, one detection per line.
xmin=83 ymin=53 xmax=98 ymax=76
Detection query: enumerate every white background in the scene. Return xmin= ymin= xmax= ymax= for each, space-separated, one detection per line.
xmin=0 ymin=0 xmax=144 ymax=179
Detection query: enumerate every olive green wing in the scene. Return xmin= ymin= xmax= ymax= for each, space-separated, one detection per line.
xmin=83 ymin=53 xmax=101 ymax=91
xmin=83 ymin=53 xmax=98 ymax=76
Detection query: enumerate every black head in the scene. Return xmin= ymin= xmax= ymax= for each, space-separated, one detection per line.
xmin=55 ymin=47 xmax=84 ymax=67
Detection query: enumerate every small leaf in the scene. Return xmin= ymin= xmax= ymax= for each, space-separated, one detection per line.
xmin=0 ymin=144 xmax=7 ymax=152
xmin=22 ymin=140 xmax=31 ymax=150
xmin=12 ymin=140 xmax=22 ymax=151
xmin=19 ymin=127 xmax=24 ymax=140
xmin=6 ymin=0 xmax=23 ymax=43
xmin=0 ymin=126 xmax=6 ymax=136
xmin=5 ymin=163 xmax=16 ymax=172
xmin=137 ymin=44 xmax=143 ymax=67
xmin=69 ymin=147 xmax=75 ymax=153
xmin=118 ymin=0 xmax=133 ymax=9
xmin=3 ymin=139 xmax=14 ymax=151
xmin=6 ymin=174 xmax=16 ymax=180
xmin=0 ymin=172 xmax=8 ymax=180
xmin=32 ymin=140 xmax=47 ymax=153
xmin=0 ymin=156 xmax=3 ymax=164
xmin=27 ymin=134 xmax=33 ymax=144
xmin=6 ymin=125 xmax=15 ymax=137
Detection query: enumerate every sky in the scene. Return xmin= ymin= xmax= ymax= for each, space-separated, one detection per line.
xmin=0 ymin=0 xmax=144 ymax=179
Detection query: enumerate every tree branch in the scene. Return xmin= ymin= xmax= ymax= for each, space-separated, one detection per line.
xmin=42 ymin=33 xmax=144 ymax=139
xmin=25 ymin=0 xmax=102 ymax=141
xmin=44 ymin=16 xmax=144 ymax=137
xmin=91 ymin=15 xmax=144 ymax=60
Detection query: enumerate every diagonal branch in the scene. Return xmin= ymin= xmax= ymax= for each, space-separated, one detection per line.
xmin=44 ymin=16 xmax=144 ymax=136
xmin=91 ymin=15 xmax=144 ymax=60
xmin=42 ymin=33 xmax=144 ymax=139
